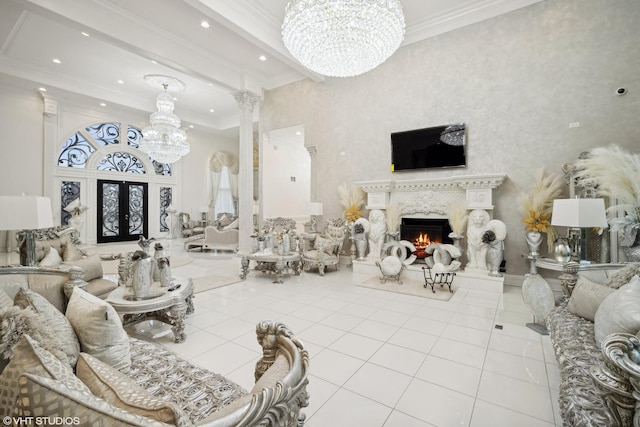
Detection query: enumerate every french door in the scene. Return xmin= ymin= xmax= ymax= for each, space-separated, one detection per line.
xmin=97 ymin=180 xmax=148 ymax=243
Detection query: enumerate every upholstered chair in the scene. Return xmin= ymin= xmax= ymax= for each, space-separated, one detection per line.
xmin=178 ymin=212 xmax=196 ymax=237
xmin=301 ymin=219 xmax=347 ymax=276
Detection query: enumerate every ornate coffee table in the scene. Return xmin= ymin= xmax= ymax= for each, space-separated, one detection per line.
xmin=107 ymin=279 xmax=194 ymax=343
xmin=240 ymin=252 xmax=302 ymax=283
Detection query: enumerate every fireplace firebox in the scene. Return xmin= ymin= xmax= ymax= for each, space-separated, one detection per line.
xmin=400 ymin=218 xmax=453 ymax=259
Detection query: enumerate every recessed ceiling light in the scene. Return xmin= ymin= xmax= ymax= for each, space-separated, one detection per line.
xmin=81 ymin=32 xmax=90 ymax=37
xmin=117 ymin=79 xmax=124 ymax=84
xmin=38 ymin=87 xmax=47 ymax=92
xmin=296 ymin=131 xmax=302 ymax=135
xmin=208 ymin=83 xmax=213 ymax=87
xmin=209 ymin=109 xmax=215 ymax=113
xmin=173 ymin=97 xmax=178 ymax=101
xmin=151 ymin=60 xmax=158 ymax=64
xmin=189 ymin=125 xmax=195 ymax=129
xmin=99 ymin=102 xmax=106 ymax=107
xmin=52 ymin=58 xmax=61 ymax=64
xmin=200 ymin=20 xmax=210 ymax=29
xmin=259 ymin=55 xmax=267 ymax=61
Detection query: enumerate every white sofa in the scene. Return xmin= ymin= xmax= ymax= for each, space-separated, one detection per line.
xmin=185 ymin=226 xmax=239 ymax=252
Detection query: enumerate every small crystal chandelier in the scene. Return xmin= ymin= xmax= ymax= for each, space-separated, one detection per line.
xmin=140 ymin=75 xmax=190 ymax=164
xmin=282 ymin=0 xmax=405 ymax=78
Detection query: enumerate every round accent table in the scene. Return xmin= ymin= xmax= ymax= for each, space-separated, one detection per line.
xmin=107 ymin=280 xmax=194 ymax=343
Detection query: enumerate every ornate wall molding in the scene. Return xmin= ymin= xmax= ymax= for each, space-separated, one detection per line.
xmin=355 ymin=173 xmax=507 ymax=211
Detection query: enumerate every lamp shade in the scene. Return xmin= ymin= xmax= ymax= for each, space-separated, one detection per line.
xmin=0 ymin=196 xmax=54 ymax=230
xmin=551 ymin=198 xmax=608 ymax=228
xmin=307 ymin=202 xmax=323 ymax=216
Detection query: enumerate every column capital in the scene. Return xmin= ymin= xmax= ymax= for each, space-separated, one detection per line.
xmin=305 ymin=145 xmax=317 ymax=157
xmin=234 ymin=90 xmax=260 ymax=113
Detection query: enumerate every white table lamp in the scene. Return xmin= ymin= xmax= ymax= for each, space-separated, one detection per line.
xmin=0 ymin=196 xmax=54 ymax=266
xmin=551 ymin=198 xmax=608 ymax=262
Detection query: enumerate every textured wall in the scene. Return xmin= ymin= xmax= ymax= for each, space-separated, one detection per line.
xmin=260 ymin=0 xmax=640 ymax=276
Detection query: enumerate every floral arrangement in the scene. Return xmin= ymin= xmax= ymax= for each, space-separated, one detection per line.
xmin=63 ymin=198 xmax=88 ymax=218
xmin=337 ymin=183 xmax=366 ymax=222
xmin=481 ymin=230 xmax=496 ymax=244
xmin=519 ymin=168 xmax=565 ymax=251
xmin=575 ymin=145 xmax=640 ymax=246
xmin=447 ymin=202 xmax=468 ymax=238
xmin=353 ymin=223 xmax=365 ymax=234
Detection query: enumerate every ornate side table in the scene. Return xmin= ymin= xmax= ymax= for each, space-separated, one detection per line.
xmin=107 ymin=279 xmax=194 ymax=343
xmin=240 ymin=252 xmax=302 ymax=283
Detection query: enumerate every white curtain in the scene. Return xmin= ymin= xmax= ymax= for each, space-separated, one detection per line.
xmin=210 ymin=151 xmax=239 ymax=218
xmin=214 ymin=166 xmax=236 ymax=217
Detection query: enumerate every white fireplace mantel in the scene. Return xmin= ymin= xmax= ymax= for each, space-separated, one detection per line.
xmin=355 ymin=173 xmax=507 ymax=211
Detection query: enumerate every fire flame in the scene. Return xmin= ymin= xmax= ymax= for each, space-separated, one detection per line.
xmin=414 ymin=233 xmax=433 ymax=248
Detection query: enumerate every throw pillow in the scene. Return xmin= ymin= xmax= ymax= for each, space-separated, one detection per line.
xmin=62 ymin=241 xmax=84 ymax=262
xmin=224 ymin=218 xmax=239 ymax=230
xmin=39 ymin=246 xmax=63 ymax=267
xmin=13 ymin=287 xmax=80 ymax=368
xmin=603 ymin=263 xmax=640 ymax=289
xmin=63 ymin=254 xmax=104 ymax=281
xmin=315 ymin=236 xmax=337 ymax=255
xmin=0 ymin=334 xmax=86 ymax=415
xmin=15 ymin=373 xmax=170 ymax=426
xmin=594 ymin=275 xmax=640 ymax=348
xmin=567 ymin=276 xmax=616 ymax=322
xmin=0 ymin=306 xmax=68 ymax=366
xmin=65 ymin=287 xmax=131 ymax=370
xmin=77 ymin=353 xmax=193 ymax=427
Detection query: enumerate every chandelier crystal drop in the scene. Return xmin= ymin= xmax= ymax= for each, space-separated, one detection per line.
xmin=282 ymin=0 xmax=405 ymax=78
xmin=140 ymin=75 xmax=190 ymax=164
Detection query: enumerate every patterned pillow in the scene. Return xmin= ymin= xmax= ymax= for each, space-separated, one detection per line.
xmin=77 ymin=353 xmax=193 ymax=427
xmin=65 ymin=287 xmax=131 ymax=370
xmin=0 ymin=334 xmax=87 ymax=415
xmin=14 ymin=373 xmax=172 ymax=426
xmin=39 ymin=246 xmax=63 ymax=267
xmin=0 ymin=306 xmax=68 ymax=365
xmin=603 ymin=263 xmax=640 ymax=289
xmin=13 ymin=287 xmax=79 ymax=368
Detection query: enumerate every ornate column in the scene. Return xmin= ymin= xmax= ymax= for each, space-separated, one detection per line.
xmin=234 ymin=90 xmax=260 ymax=253
xmin=306 ymin=145 xmax=317 ymax=201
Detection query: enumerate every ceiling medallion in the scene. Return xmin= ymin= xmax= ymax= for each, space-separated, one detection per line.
xmin=139 ymin=74 xmax=190 ymax=164
xmin=282 ymin=0 xmax=405 ymax=78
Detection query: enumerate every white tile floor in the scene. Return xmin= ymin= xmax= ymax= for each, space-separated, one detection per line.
xmin=102 ymin=241 xmax=563 ymax=427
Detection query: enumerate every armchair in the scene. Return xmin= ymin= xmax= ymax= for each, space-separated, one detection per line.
xmin=178 ymin=212 xmax=197 ymax=237
xmin=301 ymin=219 xmax=347 ymax=276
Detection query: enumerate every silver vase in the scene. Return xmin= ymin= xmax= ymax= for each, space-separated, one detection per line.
xmin=131 ymin=257 xmax=153 ymax=299
xmin=623 ymin=235 xmax=640 ymax=262
xmin=525 ymin=231 xmax=543 ymax=257
xmin=355 ymin=237 xmax=367 ymax=261
xmin=487 ymin=246 xmax=503 ymax=277
xmin=553 ymin=238 xmax=571 ymax=263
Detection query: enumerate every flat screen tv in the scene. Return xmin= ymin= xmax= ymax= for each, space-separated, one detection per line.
xmin=391 ymin=123 xmax=466 ymax=172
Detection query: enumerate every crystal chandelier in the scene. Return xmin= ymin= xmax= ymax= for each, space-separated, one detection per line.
xmin=282 ymin=0 xmax=405 ymax=78
xmin=140 ymin=75 xmax=190 ymax=164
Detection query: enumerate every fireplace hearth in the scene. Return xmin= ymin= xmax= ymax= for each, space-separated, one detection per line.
xmin=400 ymin=218 xmax=453 ymax=259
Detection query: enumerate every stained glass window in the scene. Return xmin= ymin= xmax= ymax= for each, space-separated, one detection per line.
xmin=85 ymin=123 xmax=120 ymax=146
xmin=97 ymin=152 xmax=146 ymax=174
xmin=58 ymin=133 xmax=95 ymax=168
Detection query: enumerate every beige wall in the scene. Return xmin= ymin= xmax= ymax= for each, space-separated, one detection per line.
xmin=260 ymin=0 xmax=640 ymax=276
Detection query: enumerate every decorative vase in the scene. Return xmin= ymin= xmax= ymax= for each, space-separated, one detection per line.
xmin=355 ymin=236 xmax=367 ymax=261
xmin=157 ymin=258 xmax=172 ymax=287
xmin=525 ymin=231 xmax=543 ymax=257
xmin=258 ymin=240 xmax=265 ymax=253
xmin=278 ymin=243 xmax=285 ymax=256
xmin=553 ymin=238 xmax=572 ymax=263
xmin=486 ymin=245 xmax=503 ymax=277
xmin=283 ymin=233 xmax=290 ymax=254
xmin=131 ymin=257 xmax=153 ymax=299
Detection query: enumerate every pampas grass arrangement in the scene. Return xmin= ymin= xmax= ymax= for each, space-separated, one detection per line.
xmin=447 ymin=202 xmax=468 ymax=237
xmin=337 ymin=183 xmax=366 ymax=221
xmin=575 ymin=145 xmax=640 ymax=246
xmin=519 ymin=168 xmax=565 ymax=251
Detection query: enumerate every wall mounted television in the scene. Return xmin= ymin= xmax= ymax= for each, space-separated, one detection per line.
xmin=391 ymin=123 xmax=466 ymax=172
